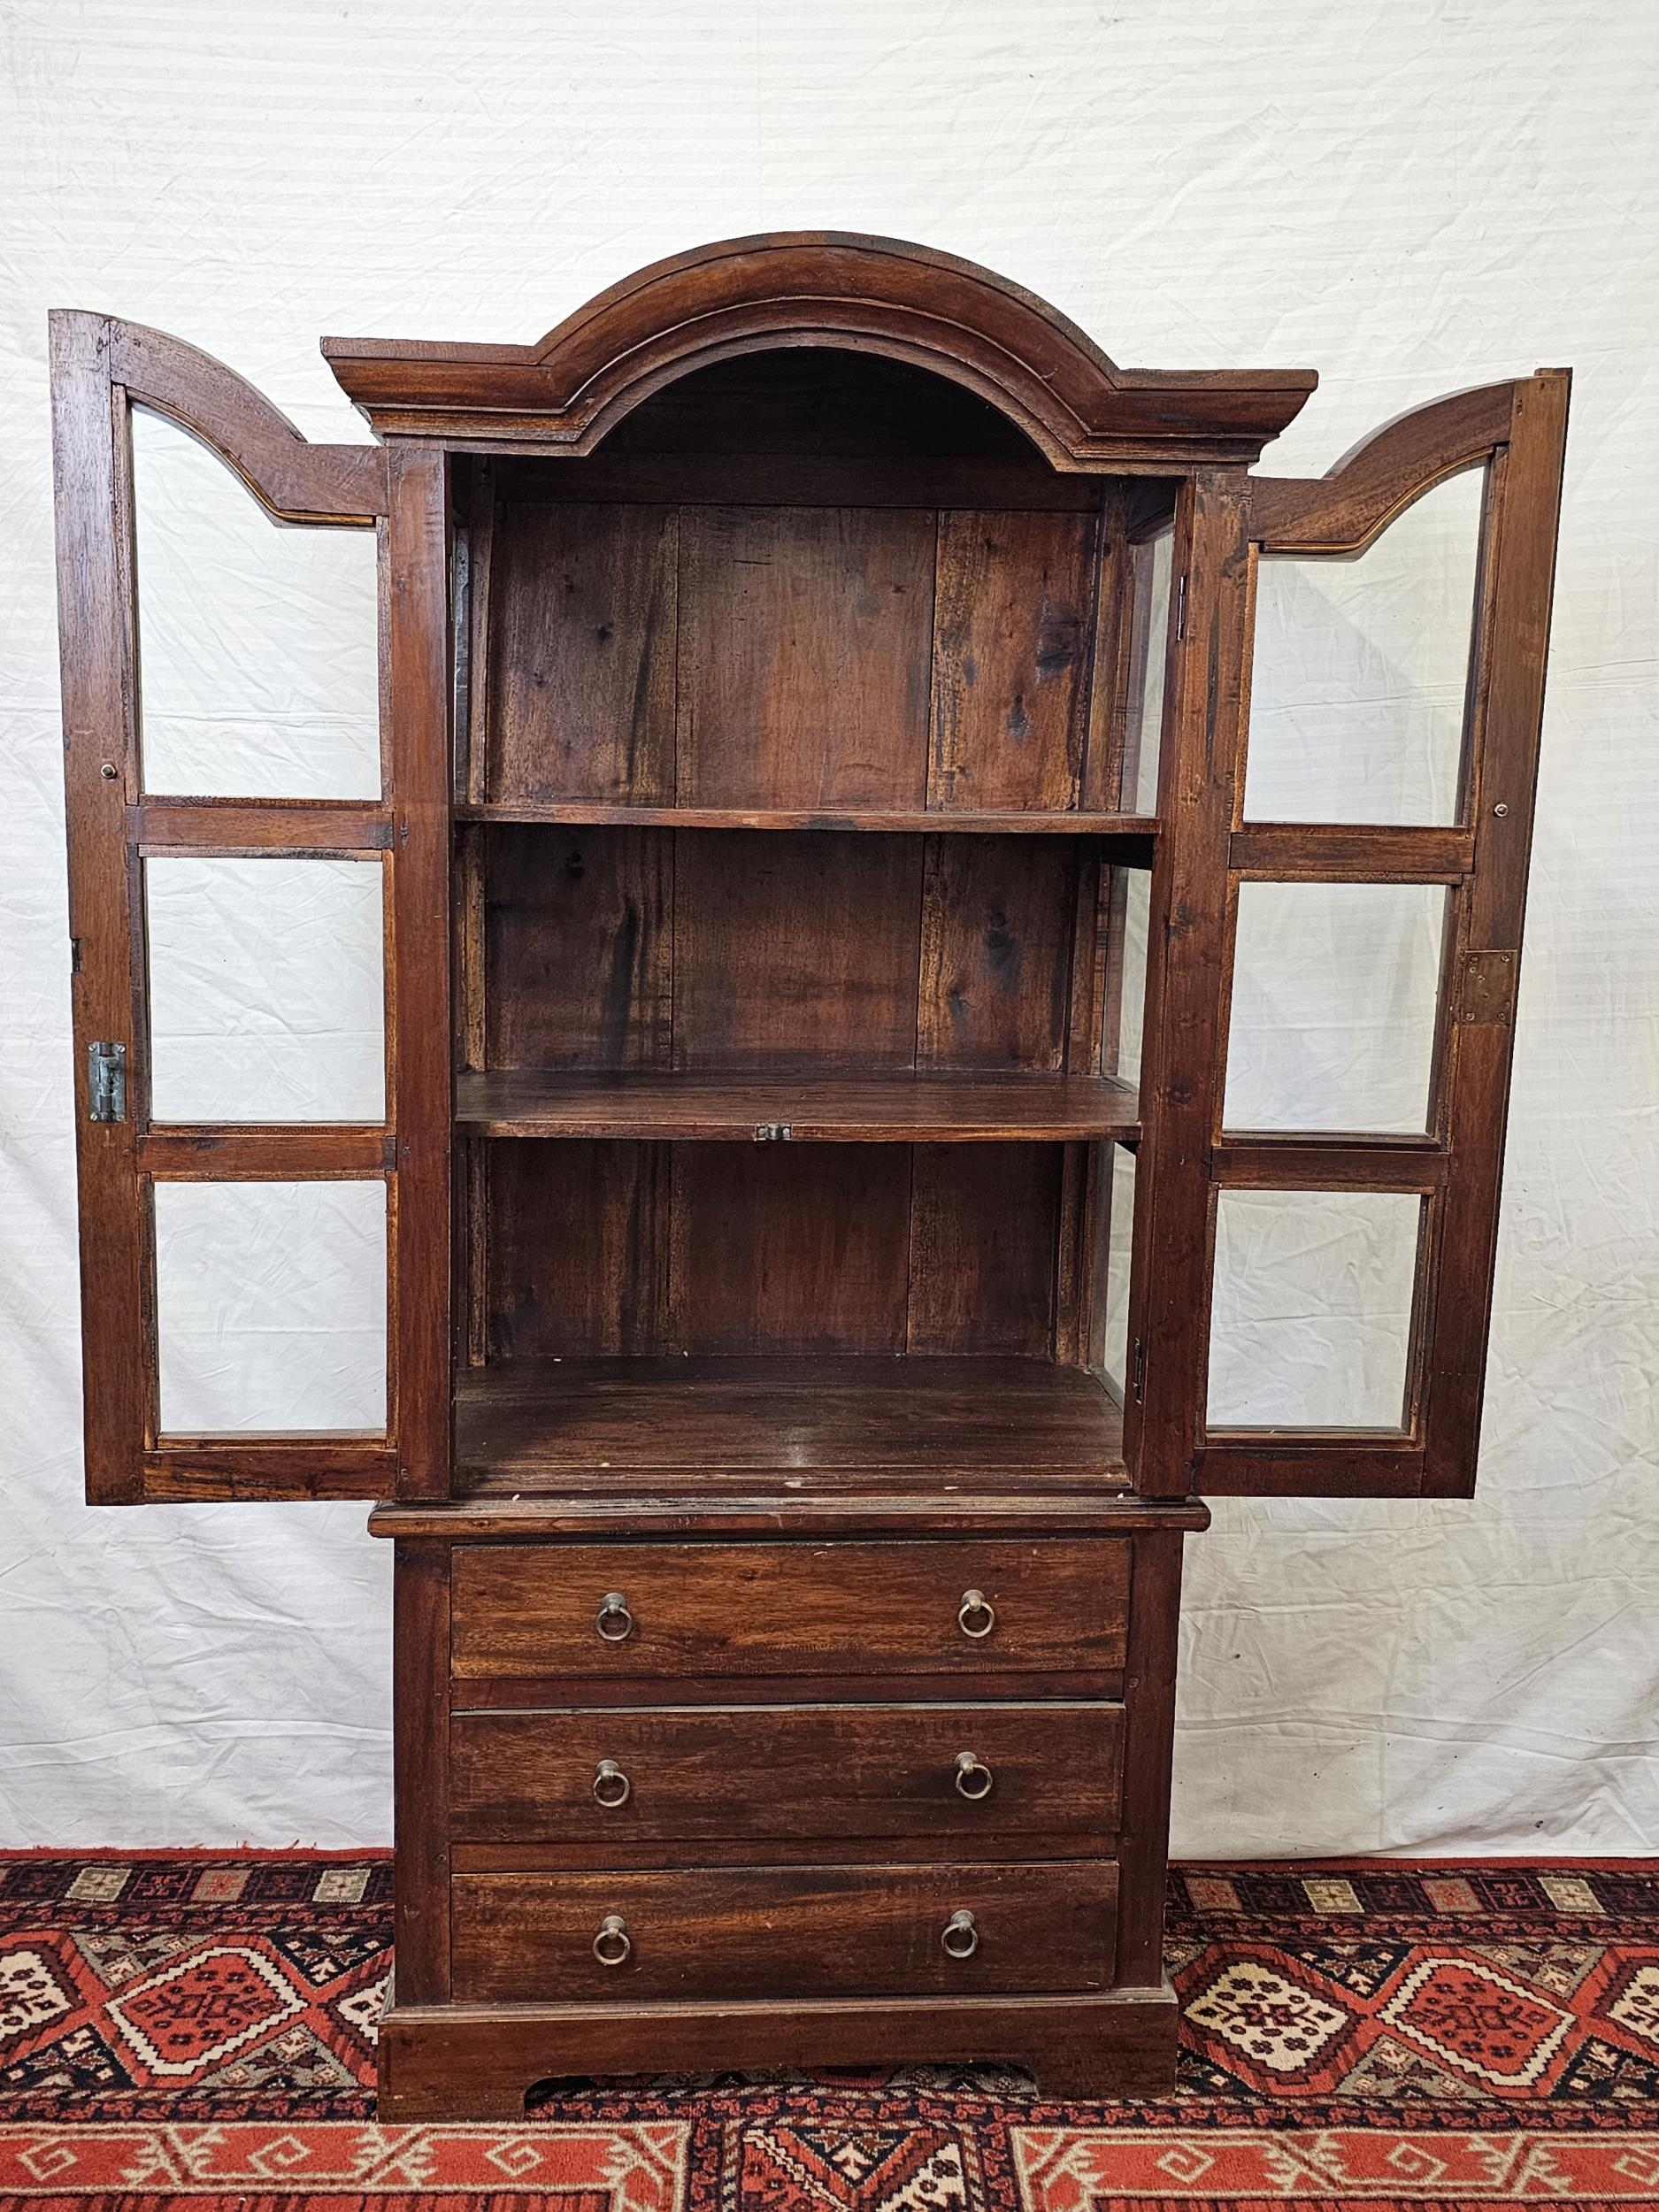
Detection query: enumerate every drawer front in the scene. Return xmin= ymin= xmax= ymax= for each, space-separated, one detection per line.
xmin=451 ymin=1860 xmax=1118 ymax=2001
xmin=451 ymin=1701 xmax=1124 ymax=1844
xmin=450 ymin=1540 xmax=1129 ymax=1679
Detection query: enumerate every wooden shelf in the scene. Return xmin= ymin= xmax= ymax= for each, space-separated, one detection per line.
xmin=456 ymin=1071 xmax=1140 ymax=1143
xmin=456 ymin=802 xmax=1157 ymax=841
xmin=454 ymin=1356 xmax=1128 ymax=1489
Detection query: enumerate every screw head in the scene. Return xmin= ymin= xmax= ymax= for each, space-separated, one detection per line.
xmin=1493 ymin=802 xmax=1509 ymax=817
xmin=100 ymin=763 xmax=118 ymax=780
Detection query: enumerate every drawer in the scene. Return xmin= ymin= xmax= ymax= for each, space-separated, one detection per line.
xmin=449 ymin=1540 xmax=1129 ymax=1679
xmin=451 ymin=1700 xmax=1124 ymax=1844
xmin=451 ymin=1859 xmax=1118 ymax=2001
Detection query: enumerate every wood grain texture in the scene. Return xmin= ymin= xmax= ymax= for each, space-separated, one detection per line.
xmin=667 ymin=1143 xmax=913 ymax=1355
xmin=460 ymin=801 xmax=1156 ymax=835
xmin=450 ymin=1701 xmax=1124 ymax=1845
xmin=916 ymin=837 xmax=1078 ymax=1071
xmin=1419 ymin=372 xmax=1570 ymax=1496
xmin=677 ymin=505 xmax=934 ymax=809
xmin=455 ymin=1069 xmax=1138 ymax=1141
xmin=392 ymin=1540 xmax=451 ymax=2002
xmin=671 ymin=832 xmax=922 ymax=1071
xmin=51 ymin=314 xmax=150 ymax=1502
xmin=378 ymin=1985 xmax=1178 ymax=2116
xmin=450 ymin=1356 xmax=1128 ymax=1484
xmin=486 ymin=1139 xmax=668 ymax=1357
xmin=105 ymin=316 xmax=388 ymax=522
xmin=488 ymin=501 xmax=677 ymax=804
xmin=449 ymin=1536 xmax=1131 ymax=1678
xmin=384 ymin=446 xmax=454 ymax=1498
xmin=484 ymin=826 xmax=672 ymax=1071
xmin=451 ymin=1859 xmax=1118 ymax=2002
xmin=906 ymin=1143 xmax=1063 ymax=1356
xmin=930 ymin=510 xmax=1096 ymax=810
xmin=130 ymin=799 xmax=392 ymax=855
xmin=322 ymin=230 xmax=1315 ymax=472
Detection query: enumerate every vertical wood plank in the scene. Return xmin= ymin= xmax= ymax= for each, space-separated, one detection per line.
xmin=677 ymin=506 xmax=935 ymax=809
xmin=488 ymin=503 xmax=677 ymax=805
xmin=1421 ymin=372 xmax=1570 ymax=1494
xmin=1125 ymin=473 xmax=1252 ymax=1494
xmin=1114 ymin=1530 xmax=1186 ymax=1985
xmin=51 ymin=312 xmax=149 ymax=1502
xmin=669 ymin=1143 xmax=911 ymax=1355
xmin=929 ymin=510 xmax=1094 ymax=810
xmin=386 ymin=446 xmax=453 ymax=1498
xmin=672 ymin=831 xmax=923 ymax=1071
xmin=488 ymin=1139 xmax=668 ymax=1357
xmin=916 ymin=836 xmax=1076 ymax=1071
xmin=907 ymin=1142 xmax=1062 ymax=1355
xmin=392 ymin=1538 xmax=451 ymax=2003
xmin=485 ymin=826 xmax=672 ymax=1071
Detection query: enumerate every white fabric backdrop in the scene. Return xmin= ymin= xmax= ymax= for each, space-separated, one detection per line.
xmin=2 ymin=0 xmax=1655 ymax=1853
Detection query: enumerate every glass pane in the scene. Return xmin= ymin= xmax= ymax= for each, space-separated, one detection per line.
xmin=1225 ymin=882 xmax=1445 ymax=1133
xmin=147 ymin=858 xmax=385 ymax=1122
xmin=155 ymin=1180 xmax=387 ymax=1432
xmin=1097 ymin=1142 xmax=1137 ymax=1403
xmin=1122 ymin=527 xmax=1172 ymax=816
xmin=1245 ymin=467 xmax=1485 ymax=825
xmin=1106 ymin=866 xmax=1150 ymax=1088
xmin=1208 ymin=1188 xmax=1421 ymax=1429
xmin=132 ymin=406 xmax=380 ymax=798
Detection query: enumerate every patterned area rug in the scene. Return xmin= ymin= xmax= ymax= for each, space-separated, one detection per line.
xmin=2 ymin=1852 xmax=1656 ymax=2207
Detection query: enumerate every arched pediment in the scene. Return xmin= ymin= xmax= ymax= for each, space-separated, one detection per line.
xmin=322 ymin=232 xmax=1317 ymax=466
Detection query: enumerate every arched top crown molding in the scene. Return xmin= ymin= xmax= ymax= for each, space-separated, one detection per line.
xmin=319 ymin=231 xmax=1320 ymax=466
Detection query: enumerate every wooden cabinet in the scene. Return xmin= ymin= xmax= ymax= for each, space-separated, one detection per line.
xmin=50 ymin=234 xmax=1570 ymax=2115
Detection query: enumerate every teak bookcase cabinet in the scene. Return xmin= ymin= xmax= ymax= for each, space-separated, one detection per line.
xmin=50 ymin=235 xmax=1569 ymax=2114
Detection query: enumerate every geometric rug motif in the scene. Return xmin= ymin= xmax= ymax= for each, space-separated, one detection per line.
xmin=2 ymin=1853 xmax=1657 ymax=2208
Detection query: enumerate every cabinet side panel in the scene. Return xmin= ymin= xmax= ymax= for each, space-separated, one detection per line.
xmin=488 ymin=501 xmax=677 ymax=805
xmin=677 ymin=505 xmax=935 ymax=809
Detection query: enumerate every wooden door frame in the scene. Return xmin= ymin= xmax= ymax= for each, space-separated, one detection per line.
xmin=1125 ymin=373 xmax=1571 ymax=1499
xmin=50 ymin=311 xmax=454 ymax=1502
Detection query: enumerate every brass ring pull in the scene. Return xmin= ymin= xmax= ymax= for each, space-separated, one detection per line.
xmin=957 ymin=1588 xmax=995 ymax=1640
xmin=593 ymin=1759 xmax=631 ymax=1808
xmin=941 ymin=1909 xmax=979 ymax=1959
xmin=595 ymin=1592 xmax=634 ymax=1642
xmin=954 ymin=1750 xmax=994 ymax=1801
xmin=593 ymin=1913 xmax=631 ymax=1967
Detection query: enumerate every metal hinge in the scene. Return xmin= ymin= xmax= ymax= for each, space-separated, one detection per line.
xmin=88 ymin=1041 xmax=127 ymax=1123
xmin=1132 ymin=1338 xmax=1146 ymax=1403
xmin=752 ymin=1122 xmax=794 ymax=1143
xmin=1174 ymin=574 xmax=1187 ymax=642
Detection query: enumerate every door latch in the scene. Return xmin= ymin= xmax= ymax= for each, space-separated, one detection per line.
xmin=87 ymin=1041 xmax=127 ymax=1123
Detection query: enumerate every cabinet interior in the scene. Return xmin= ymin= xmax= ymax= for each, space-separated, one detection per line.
xmin=449 ymin=352 xmax=1175 ymax=1494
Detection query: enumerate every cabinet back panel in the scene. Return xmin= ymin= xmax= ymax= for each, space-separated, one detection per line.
xmin=480 ymin=493 xmax=1103 ymax=813
xmin=485 ymin=1141 xmax=1067 ymax=1361
xmin=488 ymin=503 xmax=678 ymax=806
xmin=482 ymin=826 xmax=672 ymax=1072
xmin=930 ymin=510 xmax=1097 ymax=812
xmin=677 ymin=505 xmax=936 ymax=810
xmin=485 ymin=829 xmax=1082 ymax=1077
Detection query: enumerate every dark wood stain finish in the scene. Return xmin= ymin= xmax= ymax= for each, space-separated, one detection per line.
xmin=50 ymin=237 xmax=1564 ymax=2113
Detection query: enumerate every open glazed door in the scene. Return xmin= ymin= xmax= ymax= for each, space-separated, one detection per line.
xmin=1127 ymin=372 xmax=1570 ymax=1497
xmin=50 ymin=314 xmax=450 ymax=1502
